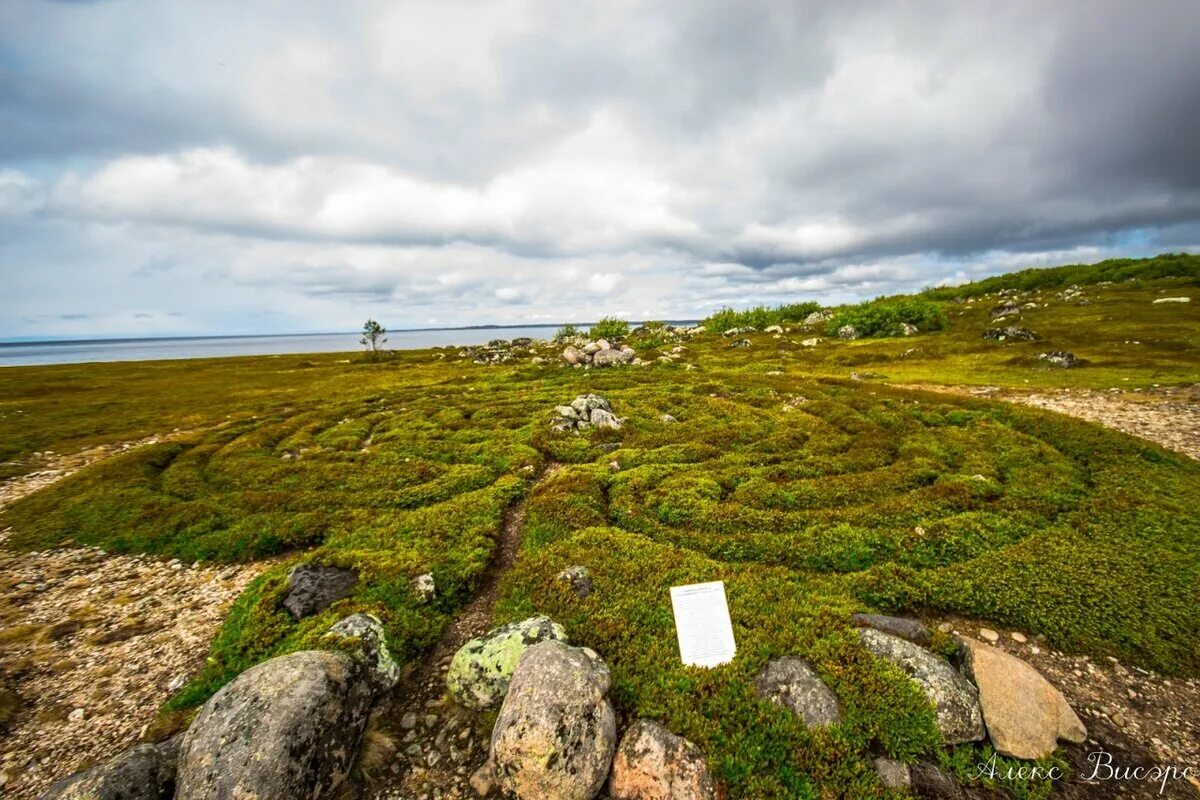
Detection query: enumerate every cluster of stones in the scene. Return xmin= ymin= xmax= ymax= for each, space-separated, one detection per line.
xmin=447 ymin=616 xmax=716 ymax=800
xmin=560 ymin=339 xmax=636 ymax=368
xmin=551 ymin=394 xmax=623 ymax=433
xmin=983 ymin=325 xmax=1037 ymax=342
xmin=1038 ymin=351 xmax=1080 ymax=368
xmin=746 ymin=612 xmax=1088 ymax=792
xmin=456 ymin=337 xmax=537 ymax=365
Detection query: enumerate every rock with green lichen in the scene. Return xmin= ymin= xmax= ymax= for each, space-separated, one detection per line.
xmin=446 ymin=616 xmax=567 ymax=710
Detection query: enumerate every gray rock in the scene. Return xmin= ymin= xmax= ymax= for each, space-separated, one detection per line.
xmin=40 ymin=739 xmax=179 ymax=800
xmin=582 ymin=341 xmax=602 ymax=355
xmin=590 ymin=409 xmax=623 ymax=430
xmin=554 ymin=405 xmax=580 ymax=420
xmin=857 ymin=629 xmax=985 ymax=744
xmin=327 ymin=612 xmax=400 ymax=692
xmin=608 ymin=719 xmax=715 ymax=800
xmin=176 ymin=651 xmax=374 ymax=800
xmin=898 ymin=323 xmax=920 ymax=336
xmin=281 ymin=563 xmax=358 ymax=619
xmin=837 ymin=325 xmax=860 ymax=340
xmin=1038 ymin=351 xmax=1079 ymax=368
xmin=982 ymin=326 xmax=1036 ymax=342
xmin=873 ymin=757 xmax=910 ymax=789
xmin=728 ymin=338 xmax=751 ymax=348
xmin=413 ymin=572 xmax=437 ymax=602
xmin=990 ymin=302 xmax=1020 ymax=317
xmin=447 ymin=616 xmax=568 ymax=710
xmin=570 ymin=394 xmax=612 ymax=416
xmin=803 ymin=310 xmax=833 ymax=326
xmin=593 ymin=348 xmax=634 ymax=367
xmin=491 ymin=641 xmax=616 ymax=800
xmin=851 ymin=613 xmax=932 ymax=647
xmin=556 ymin=565 xmax=593 ymax=598
xmin=753 ymin=657 xmax=841 ymax=728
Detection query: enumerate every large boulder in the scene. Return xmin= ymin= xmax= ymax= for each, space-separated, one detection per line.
xmin=176 ymin=650 xmax=374 ymax=800
xmin=959 ymin=636 xmax=1086 ymax=759
xmin=593 ymin=348 xmax=634 ymax=367
xmin=40 ymin=739 xmax=179 ymax=800
xmin=837 ymin=325 xmax=860 ymax=340
xmin=447 ymin=616 xmax=568 ymax=710
xmin=857 ymin=629 xmax=985 ymax=744
xmin=753 ymin=657 xmax=841 ymax=728
xmin=562 ymin=346 xmax=584 ymax=365
xmin=491 ymin=641 xmax=617 ymax=800
xmin=851 ymin=613 xmax=931 ymax=647
xmin=281 ymin=563 xmax=358 ymax=619
xmin=608 ymin=719 xmax=715 ymax=800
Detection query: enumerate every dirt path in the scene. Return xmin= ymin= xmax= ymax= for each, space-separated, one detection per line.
xmin=368 ymin=463 xmax=563 ymax=800
xmin=896 ymin=384 xmax=1200 ymax=460
xmin=0 ymin=439 xmax=262 ymax=798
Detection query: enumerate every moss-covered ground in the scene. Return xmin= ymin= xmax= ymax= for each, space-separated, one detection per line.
xmin=1 ymin=255 xmax=1198 ymax=797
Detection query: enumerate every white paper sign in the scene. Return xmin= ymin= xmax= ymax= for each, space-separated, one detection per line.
xmin=670 ymin=581 xmax=737 ymax=667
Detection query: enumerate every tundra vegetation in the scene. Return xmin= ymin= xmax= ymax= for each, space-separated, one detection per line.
xmin=1 ymin=253 xmax=1198 ymax=798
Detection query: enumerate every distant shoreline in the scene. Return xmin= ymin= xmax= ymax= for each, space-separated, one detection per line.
xmin=0 ymin=320 xmax=699 ymax=348
xmin=0 ymin=321 xmax=701 ymax=368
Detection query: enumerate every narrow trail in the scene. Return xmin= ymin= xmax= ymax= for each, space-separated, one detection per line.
xmin=370 ymin=461 xmax=563 ymax=800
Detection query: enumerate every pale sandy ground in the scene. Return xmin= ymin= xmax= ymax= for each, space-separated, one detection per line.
xmin=0 ymin=443 xmax=262 ymax=799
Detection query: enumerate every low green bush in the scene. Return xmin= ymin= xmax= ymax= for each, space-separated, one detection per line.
xmin=588 ymin=316 xmax=631 ymax=341
xmin=826 ymin=298 xmax=946 ymax=337
xmin=703 ymin=302 xmax=823 ymax=333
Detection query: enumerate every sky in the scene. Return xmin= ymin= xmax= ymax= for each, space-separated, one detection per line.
xmin=2 ymin=1 xmax=1199 ymax=340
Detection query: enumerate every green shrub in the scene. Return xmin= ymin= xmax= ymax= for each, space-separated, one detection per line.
xmin=826 ymin=298 xmax=946 ymax=337
xmin=589 ymin=317 xmax=631 ymax=341
xmin=554 ymin=323 xmax=582 ymax=342
xmin=703 ymin=302 xmax=823 ymax=333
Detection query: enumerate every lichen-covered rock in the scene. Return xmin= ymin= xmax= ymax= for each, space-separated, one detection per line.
xmin=447 ymin=616 xmax=568 ymax=710
xmin=851 ymin=613 xmax=932 ymax=647
xmin=801 ymin=337 xmax=822 ymax=347
xmin=990 ymin=301 xmax=1020 ymax=317
xmin=982 ymin=326 xmax=1037 ymax=342
xmin=898 ymin=323 xmax=920 ymax=336
xmin=608 ymin=719 xmax=715 ymax=800
xmin=593 ymin=347 xmax=635 ymax=367
xmin=491 ymin=640 xmax=616 ymax=800
xmin=571 ymin=394 xmax=612 ymax=415
xmin=837 ymin=325 xmax=860 ymax=340
xmin=327 ymin=612 xmax=400 ymax=692
xmin=281 ymin=563 xmax=358 ymax=619
xmin=959 ymin=636 xmax=1086 ymax=759
xmin=857 ymin=629 xmax=985 ymax=744
xmin=753 ymin=657 xmax=841 ymax=728
xmin=556 ymin=565 xmax=593 ymax=598
xmin=803 ymin=310 xmax=832 ymax=326
xmin=176 ymin=650 xmax=374 ymax=800
xmin=1038 ymin=351 xmax=1079 ymax=368
xmin=590 ymin=408 xmax=623 ymax=430
xmin=40 ymin=739 xmax=179 ymax=800
xmin=413 ymin=572 xmax=437 ymax=602
xmin=728 ymin=338 xmax=751 ymax=348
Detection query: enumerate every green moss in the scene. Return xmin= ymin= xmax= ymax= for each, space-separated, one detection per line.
xmin=2 ymin=255 xmax=1199 ymax=797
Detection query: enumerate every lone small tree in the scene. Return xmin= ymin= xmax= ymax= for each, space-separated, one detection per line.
xmin=360 ymin=319 xmax=387 ymax=355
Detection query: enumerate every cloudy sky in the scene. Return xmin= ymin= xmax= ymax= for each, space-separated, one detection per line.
xmin=2 ymin=1 xmax=1199 ymax=339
